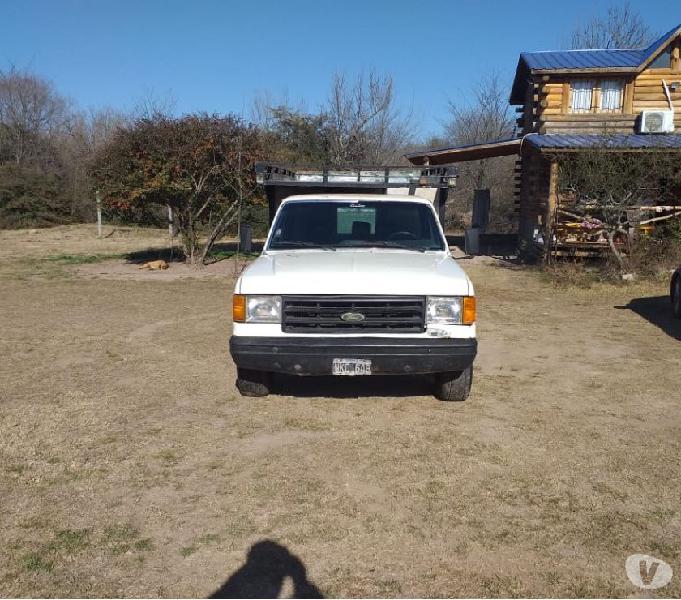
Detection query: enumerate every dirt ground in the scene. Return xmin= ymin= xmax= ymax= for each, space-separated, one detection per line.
xmin=1 ymin=225 xmax=680 ymax=598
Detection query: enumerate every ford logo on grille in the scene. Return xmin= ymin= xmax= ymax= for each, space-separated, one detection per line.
xmin=340 ymin=312 xmax=366 ymax=322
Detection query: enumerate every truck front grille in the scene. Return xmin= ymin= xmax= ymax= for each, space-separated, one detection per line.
xmin=281 ymin=295 xmax=426 ymax=334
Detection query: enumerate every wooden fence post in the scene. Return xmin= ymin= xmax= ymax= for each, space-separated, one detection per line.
xmin=167 ymin=205 xmax=174 ymax=237
xmin=96 ymin=190 xmax=102 ymax=238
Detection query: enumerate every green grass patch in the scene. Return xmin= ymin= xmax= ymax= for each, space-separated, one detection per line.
xmin=103 ymin=524 xmax=140 ymax=543
xmin=110 ymin=543 xmax=131 ymax=556
xmin=133 ymin=538 xmax=153 ymax=552
xmin=50 ymin=529 xmax=90 ymax=553
xmin=5 ymin=463 xmax=26 ymax=474
xmin=179 ymin=545 xmax=197 ymax=557
xmin=21 ymin=551 xmax=53 ymax=573
xmin=198 ymin=533 xmax=221 ymax=545
xmin=19 ymin=516 xmax=50 ymax=530
xmin=205 ymin=249 xmax=259 ymax=262
xmin=154 ymin=449 xmax=181 ymax=465
xmin=42 ymin=253 xmax=124 ymax=265
xmin=101 ymin=524 xmax=152 ymax=556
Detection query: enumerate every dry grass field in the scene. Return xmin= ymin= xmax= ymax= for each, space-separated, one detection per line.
xmin=1 ymin=225 xmax=680 ymax=598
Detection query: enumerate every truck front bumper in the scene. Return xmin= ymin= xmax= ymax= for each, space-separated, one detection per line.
xmin=229 ymin=336 xmax=477 ymax=376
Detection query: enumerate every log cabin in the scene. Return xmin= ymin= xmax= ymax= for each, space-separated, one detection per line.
xmin=406 ymin=24 xmax=681 ymax=259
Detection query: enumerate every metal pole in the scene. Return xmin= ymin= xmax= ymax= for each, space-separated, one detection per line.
xmin=96 ymin=190 xmax=102 ymax=238
xmin=167 ymin=204 xmax=174 ymax=262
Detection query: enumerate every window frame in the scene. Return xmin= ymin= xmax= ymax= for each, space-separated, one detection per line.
xmin=568 ymin=78 xmax=625 ymax=114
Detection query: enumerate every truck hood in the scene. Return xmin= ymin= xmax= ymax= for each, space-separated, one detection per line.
xmin=236 ymin=250 xmax=472 ymax=296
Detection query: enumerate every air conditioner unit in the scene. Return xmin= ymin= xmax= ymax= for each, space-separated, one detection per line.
xmin=639 ymin=110 xmax=675 ymax=133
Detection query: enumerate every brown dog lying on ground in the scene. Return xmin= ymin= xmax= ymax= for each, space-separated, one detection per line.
xmin=138 ymin=260 xmax=169 ymax=270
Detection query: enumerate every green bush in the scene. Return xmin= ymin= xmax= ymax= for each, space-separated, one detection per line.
xmin=0 ymin=164 xmax=72 ymax=229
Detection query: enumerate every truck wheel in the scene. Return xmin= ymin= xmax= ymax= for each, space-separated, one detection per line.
xmin=673 ymin=276 xmax=681 ymax=319
xmin=434 ymin=366 xmax=472 ymax=401
xmin=236 ymin=368 xmax=271 ymax=397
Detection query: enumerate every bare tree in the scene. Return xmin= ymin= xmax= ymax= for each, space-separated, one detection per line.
xmin=444 ymin=75 xmax=515 ymax=188
xmin=132 ymin=88 xmax=177 ymax=120
xmin=326 ymin=71 xmax=413 ymax=166
xmin=56 ymin=107 xmax=130 ymax=219
xmin=569 ymin=1 xmax=654 ymax=49
xmin=83 ymin=107 xmax=130 ymax=151
xmin=439 ymin=75 xmax=517 ymax=232
xmin=253 ymin=72 xmax=413 ymax=167
xmin=0 ymin=66 xmax=70 ymax=166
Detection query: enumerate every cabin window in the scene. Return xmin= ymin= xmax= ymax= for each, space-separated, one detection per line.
xmin=570 ymin=79 xmax=594 ymax=113
xmin=570 ymin=79 xmax=625 ymax=113
xmin=600 ymin=80 xmax=624 ymax=112
xmin=649 ymin=47 xmax=672 ymax=69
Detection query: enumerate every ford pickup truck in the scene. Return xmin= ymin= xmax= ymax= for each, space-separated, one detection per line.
xmin=229 ymin=194 xmax=477 ymax=401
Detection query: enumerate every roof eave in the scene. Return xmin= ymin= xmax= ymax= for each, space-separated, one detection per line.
xmin=405 ymin=138 xmax=523 ymax=165
xmin=529 ymin=66 xmax=638 ymax=75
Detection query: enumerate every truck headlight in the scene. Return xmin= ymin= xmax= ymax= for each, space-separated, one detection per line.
xmin=233 ymin=295 xmax=282 ymax=323
xmin=426 ymin=296 xmax=476 ymax=325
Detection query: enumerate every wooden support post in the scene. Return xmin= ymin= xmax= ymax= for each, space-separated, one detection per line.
xmin=96 ymin=190 xmax=102 ymax=238
xmin=545 ymin=160 xmax=559 ymax=264
xmin=623 ymin=81 xmax=634 ymax=114
xmin=561 ymin=82 xmax=570 ymax=113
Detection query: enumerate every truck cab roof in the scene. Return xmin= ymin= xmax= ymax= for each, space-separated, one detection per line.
xmin=280 ymin=193 xmax=434 ymax=204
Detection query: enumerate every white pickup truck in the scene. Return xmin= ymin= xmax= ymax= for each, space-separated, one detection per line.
xmin=229 ymin=194 xmax=477 ymax=401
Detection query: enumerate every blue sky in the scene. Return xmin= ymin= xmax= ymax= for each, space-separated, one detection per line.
xmin=3 ymin=0 xmax=677 ymax=138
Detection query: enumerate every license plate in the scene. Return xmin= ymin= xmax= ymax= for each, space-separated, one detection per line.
xmin=332 ymin=358 xmax=372 ymax=376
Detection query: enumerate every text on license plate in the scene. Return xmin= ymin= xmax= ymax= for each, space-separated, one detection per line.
xmin=332 ymin=358 xmax=372 ymax=376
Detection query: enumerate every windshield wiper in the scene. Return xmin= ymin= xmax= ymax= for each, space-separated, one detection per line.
xmin=270 ymin=241 xmax=336 ymax=251
xmin=348 ymin=240 xmax=428 ymax=253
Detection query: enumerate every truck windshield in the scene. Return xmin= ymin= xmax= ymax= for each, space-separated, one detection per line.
xmin=267 ymin=201 xmax=446 ymax=252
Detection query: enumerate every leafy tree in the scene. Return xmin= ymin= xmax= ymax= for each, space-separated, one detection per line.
xmin=263 ymin=106 xmax=330 ymax=165
xmin=91 ymin=113 xmax=264 ymax=265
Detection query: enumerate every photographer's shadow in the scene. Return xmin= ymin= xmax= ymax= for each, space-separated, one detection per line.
xmin=210 ymin=540 xmax=323 ymax=599
xmin=615 ymin=295 xmax=681 ymax=341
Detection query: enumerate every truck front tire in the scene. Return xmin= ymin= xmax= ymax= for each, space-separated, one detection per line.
xmin=236 ymin=368 xmax=271 ymax=397
xmin=434 ymin=366 xmax=472 ymax=401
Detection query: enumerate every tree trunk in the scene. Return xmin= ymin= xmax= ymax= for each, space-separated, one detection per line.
xmin=199 ymin=202 xmax=240 ymax=265
xmin=606 ymin=229 xmax=625 ymax=271
xmin=177 ymin=210 xmax=199 ymax=266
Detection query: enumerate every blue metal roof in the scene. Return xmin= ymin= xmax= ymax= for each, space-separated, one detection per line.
xmin=522 ymin=25 xmax=681 ymax=71
xmin=521 ymin=49 xmax=645 ymax=71
xmin=510 ymin=24 xmax=681 ymax=103
xmin=526 ymin=134 xmax=681 ymax=150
